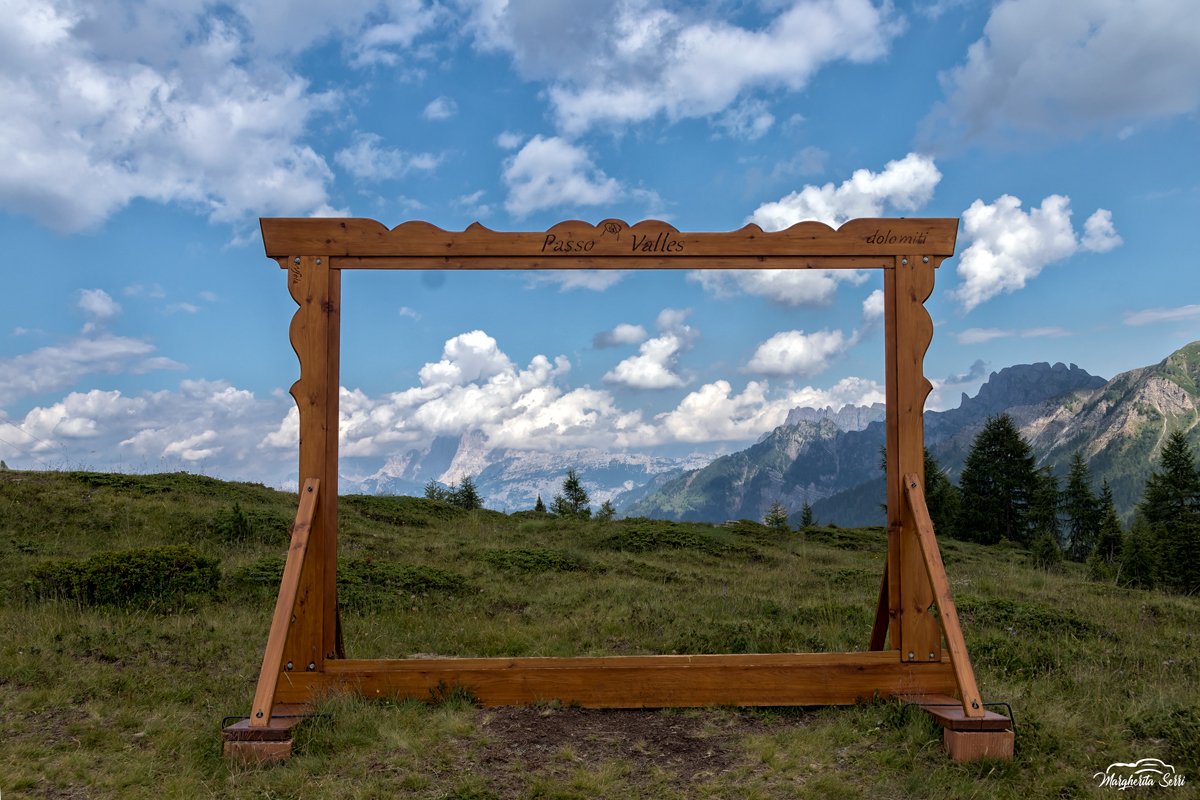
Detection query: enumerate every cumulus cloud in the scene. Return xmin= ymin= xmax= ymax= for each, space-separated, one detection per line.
xmin=468 ymin=0 xmax=901 ymax=135
xmin=693 ymin=154 xmax=937 ymax=307
xmin=422 ymin=95 xmax=458 ymax=120
xmin=748 ymin=153 xmax=942 ymax=229
xmin=335 ymin=132 xmax=441 ymax=181
xmin=928 ymin=0 xmax=1200 ymax=142
xmin=593 ymin=323 xmax=648 ymax=349
xmin=603 ymin=308 xmax=697 ymax=390
xmin=502 ymin=135 xmax=621 ymax=217
xmin=746 ymin=329 xmax=847 ymax=377
xmin=78 ymin=289 xmax=121 ymax=320
xmin=952 ymin=194 xmax=1121 ymax=311
xmin=861 ymin=288 xmax=885 ymax=326
xmin=418 ymin=330 xmax=514 ymax=386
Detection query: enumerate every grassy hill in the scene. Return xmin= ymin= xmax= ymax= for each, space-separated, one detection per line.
xmin=1 ymin=470 xmax=1197 ymax=799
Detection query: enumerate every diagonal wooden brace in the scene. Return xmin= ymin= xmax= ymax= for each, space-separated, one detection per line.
xmin=249 ymin=478 xmax=320 ymax=727
xmin=903 ymin=474 xmax=984 ymax=718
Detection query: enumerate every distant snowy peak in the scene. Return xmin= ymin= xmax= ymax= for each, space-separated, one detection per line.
xmin=784 ymin=403 xmax=886 ymax=432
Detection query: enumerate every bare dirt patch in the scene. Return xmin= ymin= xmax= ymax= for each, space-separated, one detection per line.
xmin=461 ymin=706 xmax=798 ymax=793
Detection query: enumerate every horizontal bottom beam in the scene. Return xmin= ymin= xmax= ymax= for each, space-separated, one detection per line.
xmin=273 ymin=651 xmax=957 ymax=708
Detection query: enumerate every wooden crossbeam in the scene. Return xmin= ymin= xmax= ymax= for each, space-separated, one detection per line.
xmin=270 ymin=652 xmax=959 ymax=708
xmin=249 ymin=478 xmax=319 ymax=727
xmin=902 ymin=474 xmax=984 ymax=718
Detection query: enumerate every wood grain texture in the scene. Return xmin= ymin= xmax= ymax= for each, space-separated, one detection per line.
xmin=272 ymin=652 xmax=958 ymax=708
xmin=250 ymin=479 xmax=318 ymax=727
xmin=261 ymin=218 xmax=958 ymax=262
xmin=894 ymin=256 xmax=941 ymax=663
xmin=904 ymin=474 xmax=985 ymax=718
xmin=943 ymin=729 xmax=1015 ymax=762
xmin=327 ymin=255 xmax=892 ymax=271
xmin=285 ymin=258 xmax=337 ymax=672
xmin=898 ymin=693 xmax=1009 ymax=731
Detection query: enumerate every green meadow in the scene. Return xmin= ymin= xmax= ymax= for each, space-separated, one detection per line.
xmin=1 ymin=470 xmax=1196 ymax=799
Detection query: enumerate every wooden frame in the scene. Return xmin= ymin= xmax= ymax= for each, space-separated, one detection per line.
xmin=225 ymin=216 xmax=1004 ymax=760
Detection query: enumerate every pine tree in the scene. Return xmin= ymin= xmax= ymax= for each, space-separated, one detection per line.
xmin=551 ymin=469 xmax=591 ymax=519
xmin=597 ymin=500 xmax=616 ymax=521
xmin=924 ymin=449 xmax=960 ymax=536
xmin=1088 ymin=481 xmax=1124 ymax=582
xmin=1031 ymin=530 xmax=1063 ymax=571
xmin=1029 ymin=466 xmax=1061 ymax=547
xmin=1063 ymin=451 xmax=1100 ymax=561
xmin=424 ymin=480 xmax=450 ymax=503
xmin=534 ymin=495 xmax=546 ymax=513
xmin=955 ymin=414 xmax=1038 ymax=545
xmin=764 ymin=501 xmax=789 ymax=529
xmin=450 ymin=476 xmax=483 ymax=510
xmin=800 ymin=501 xmax=814 ymax=528
xmin=1137 ymin=430 xmax=1200 ymax=593
xmin=1120 ymin=517 xmax=1159 ymax=590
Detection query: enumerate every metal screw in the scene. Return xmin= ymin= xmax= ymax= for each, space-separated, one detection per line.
xmin=315 ymin=258 xmax=322 ymax=265
xmin=907 ymin=651 xmax=915 ymax=661
xmin=306 ymin=485 xmax=313 ymax=493
xmin=922 ymin=256 xmax=929 ymax=263
xmin=285 ymin=661 xmax=293 ymax=671
xmin=929 ymin=652 xmax=936 ymax=660
xmin=971 ymin=700 xmax=980 ymax=709
xmin=307 ymin=661 xmax=316 ymax=671
xmin=901 ymin=258 xmax=908 ymax=265
xmin=255 ymin=710 xmax=264 ymax=718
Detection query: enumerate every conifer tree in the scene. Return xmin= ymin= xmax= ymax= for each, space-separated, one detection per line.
xmin=764 ymin=501 xmax=789 ymax=529
xmin=450 ymin=476 xmax=483 ymax=510
xmin=1137 ymin=430 xmax=1200 ymax=593
xmin=1088 ymin=481 xmax=1124 ymax=582
xmin=800 ymin=501 xmax=814 ymax=528
xmin=534 ymin=495 xmax=546 ymax=513
xmin=551 ymin=469 xmax=591 ymax=519
xmin=955 ymin=414 xmax=1038 ymax=545
xmin=924 ymin=448 xmax=960 ymax=536
xmin=1063 ymin=451 xmax=1100 ymax=561
xmin=1120 ymin=517 xmax=1159 ymax=590
xmin=1031 ymin=529 xmax=1063 ymax=570
xmin=597 ymin=500 xmax=616 ymax=521
xmin=424 ymin=480 xmax=450 ymax=503
xmin=1029 ymin=466 xmax=1061 ymax=546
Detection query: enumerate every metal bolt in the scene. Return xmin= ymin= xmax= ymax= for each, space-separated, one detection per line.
xmin=307 ymin=661 xmax=316 ymax=671
xmin=315 ymin=258 xmax=322 ymax=265
xmin=293 ymin=257 xmax=301 ymax=264
xmin=922 ymin=256 xmax=929 ymax=263
xmin=285 ymin=661 xmax=293 ymax=671
xmin=306 ymin=485 xmax=313 ymax=493
xmin=929 ymin=652 xmax=936 ymax=660
xmin=907 ymin=651 xmax=915 ymax=661
xmin=255 ymin=710 xmax=264 ymax=718
xmin=971 ymin=700 xmax=980 ymax=709
xmin=901 ymin=258 xmax=908 ymax=265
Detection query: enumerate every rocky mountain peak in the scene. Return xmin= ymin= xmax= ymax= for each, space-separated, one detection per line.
xmin=785 ymin=402 xmax=887 ymax=432
xmin=960 ymin=362 xmax=1106 ymax=416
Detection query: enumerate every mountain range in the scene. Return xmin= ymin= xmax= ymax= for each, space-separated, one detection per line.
xmin=624 ymin=341 xmax=1200 ymax=525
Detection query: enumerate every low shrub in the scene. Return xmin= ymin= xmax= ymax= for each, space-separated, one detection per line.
xmin=27 ymin=544 xmax=220 ymax=607
xmin=478 ymin=548 xmax=587 ymax=573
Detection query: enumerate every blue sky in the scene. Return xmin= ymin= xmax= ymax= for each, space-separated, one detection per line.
xmin=1 ymin=0 xmax=1198 ymax=489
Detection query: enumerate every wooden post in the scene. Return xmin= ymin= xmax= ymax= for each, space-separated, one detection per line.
xmin=285 ymin=257 xmax=341 ymax=674
xmin=886 ymin=256 xmax=941 ymax=663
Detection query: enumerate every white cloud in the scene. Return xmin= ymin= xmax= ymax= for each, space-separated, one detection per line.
xmin=603 ymin=335 xmax=690 ymax=390
xmin=746 ymin=329 xmax=847 ymax=377
xmin=502 ymin=135 xmax=621 ymax=217
xmin=0 ymin=331 xmax=183 ymax=406
xmin=690 ymin=266 xmax=867 ymax=307
xmin=469 ymin=0 xmax=902 ymax=135
xmin=78 ymin=289 xmax=120 ymax=319
xmin=956 ymin=326 xmax=1071 ymax=344
xmin=1081 ymin=208 xmax=1122 ymax=253
xmin=335 ymin=132 xmax=441 ymax=181
xmin=717 ymin=98 xmax=775 ymax=140
xmin=929 ymin=0 xmax=1200 ymax=142
xmin=593 ymin=323 xmax=649 ymax=349
xmin=398 ymin=306 xmax=422 ymax=320
xmin=861 ymin=288 xmax=885 ymax=325
xmin=422 ymin=95 xmax=458 ymax=120
xmin=496 ymin=130 xmax=524 ymax=149
xmin=418 ymin=330 xmax=514 ymax=387
xmin=952 ymin=194 xmax=1121 ymax=311
xmin=0 ymin=0 xmax=346 ymax=232
xmin=748 ymin=153 xmax=942 ymax=229
xmin=526 ymin=270 xmax=630 ymax=292
xmin=1123 ymin=304 xmax=1200 ymax=327
xmin=693 ymin=154 xmax=937 ymax=307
